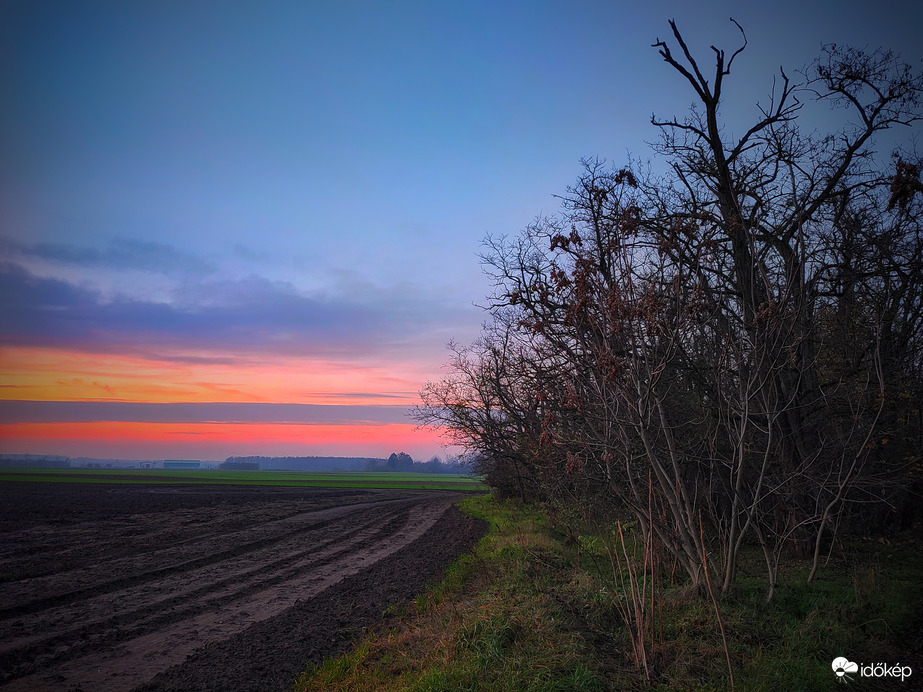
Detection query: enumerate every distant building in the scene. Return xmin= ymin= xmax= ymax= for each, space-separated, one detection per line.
xmin=163 ymin=460 xmax=200 ymax=469
xmin=139 ymin=461 xmax=156 ymax=469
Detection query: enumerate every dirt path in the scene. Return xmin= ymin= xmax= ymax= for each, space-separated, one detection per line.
xmin=0 ymin=483 xmax=485 ymax=692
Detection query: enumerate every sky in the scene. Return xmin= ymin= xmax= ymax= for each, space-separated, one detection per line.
xmin=2 ymin=0 xmax=921 ymax=462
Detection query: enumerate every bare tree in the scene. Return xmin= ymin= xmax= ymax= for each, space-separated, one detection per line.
xmin=417 ymin=21 xmax=923 ymax=600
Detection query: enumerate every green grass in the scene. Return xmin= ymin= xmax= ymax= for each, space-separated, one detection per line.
xmin=0 ymin=468 xmax=484 ymax=491
xmin=292 ymin=494 xmax=922 ymax=691
xmin=294 ymin=494 xmax=607 ymax=692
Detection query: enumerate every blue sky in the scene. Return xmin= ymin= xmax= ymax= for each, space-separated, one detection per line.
xmin=1 ymin=0 xmax=920 ymax=460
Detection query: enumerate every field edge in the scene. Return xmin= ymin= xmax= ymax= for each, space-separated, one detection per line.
xmin=290 ymin=494 xmax=923 ymax=692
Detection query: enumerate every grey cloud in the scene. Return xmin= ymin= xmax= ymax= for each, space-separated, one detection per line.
xmin=0 ymin=262 xmax=472 ymax=359
xmin=0 ymin=236 xmax=216 ymax=275
xmin=303 ymin=392 xmax=407 ymax=400
xmin=0 ymin=400 xmax=411 ymax=425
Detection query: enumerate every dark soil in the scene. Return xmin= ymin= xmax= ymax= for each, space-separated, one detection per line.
xmin=138 ymin=501 xmax=484 ymax=692
xmin=0 ymin=481 xmax=486 ymax=692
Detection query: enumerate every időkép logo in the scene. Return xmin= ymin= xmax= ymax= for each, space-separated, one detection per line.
xmin=832 ymin=657 xmax=912 ymax=683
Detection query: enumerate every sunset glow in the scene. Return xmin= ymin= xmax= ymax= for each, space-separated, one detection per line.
xmin=0 ymin=346 xmax=429 ymax=405
xmin=0 ymin=421 xmax=440 ymax=460
xmin=3 ymin=1 xmax=917 ymax=462
xmin=0 ymin=339 xmax=450 ymax=459
xmin=0 ymin=342 xmax=447 ymax=460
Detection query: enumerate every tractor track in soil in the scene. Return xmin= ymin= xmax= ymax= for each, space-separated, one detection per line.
xmin=0 ymin=481 xmax=485 ymax=691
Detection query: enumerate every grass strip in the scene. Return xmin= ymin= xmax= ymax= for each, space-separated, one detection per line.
xmin=292 ymin=495 xmax=922 ymax=691
xmin=294 ymin=494 xmax=607 ymax=691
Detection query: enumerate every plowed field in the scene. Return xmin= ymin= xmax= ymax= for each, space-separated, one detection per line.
xmin=0 ymin=482 xmax=484 ymax=691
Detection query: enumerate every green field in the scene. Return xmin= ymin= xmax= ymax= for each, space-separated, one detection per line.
xmin=0 ymin=468 xmax=484 ymax=491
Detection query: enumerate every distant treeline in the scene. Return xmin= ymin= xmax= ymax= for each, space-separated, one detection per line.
xmin=220 ymin=460 xmax=260 ymax=470
xmin=222 ymin=452 xmax=468 ymax=473
xmin=0 ymin=454 xmax=70 ymax=468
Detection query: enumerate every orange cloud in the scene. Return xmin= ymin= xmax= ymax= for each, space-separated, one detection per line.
xmin=0 ymin=345 xmax=454 ymax=460
xmin=0 ymin=421 xmax=447 ymax=460
xmin=0 ymin=346 xmax=434 ymax=405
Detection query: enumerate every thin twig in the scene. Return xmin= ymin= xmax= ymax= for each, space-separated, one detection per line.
xmin=699 ymin=512 xmax=734 ymax=690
